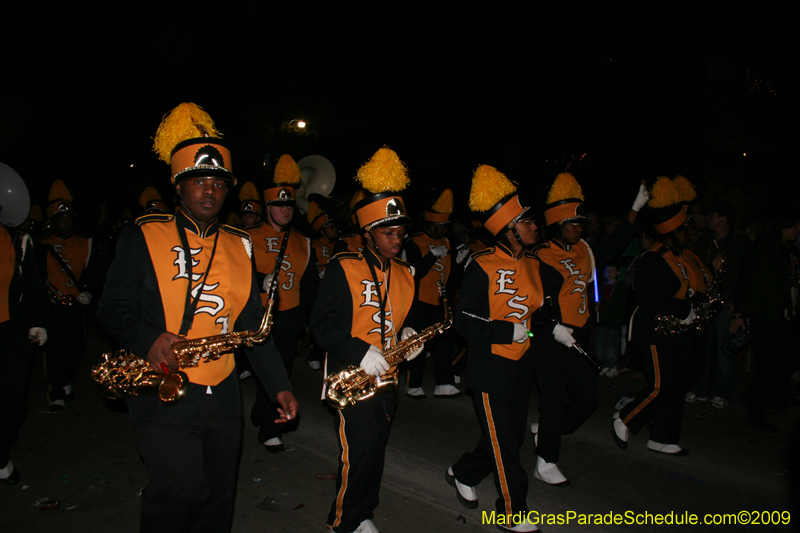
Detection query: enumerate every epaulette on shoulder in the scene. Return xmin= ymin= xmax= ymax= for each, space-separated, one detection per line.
xmin=471 ymin=247 xmax=495 ymax=260
xmin=530 ymin=241 xmax=550 ymax=255
xmin=222 ymin=224 xmax=250 ymax=239
xmin=392 ymin=256 xmax=415 ymax=276
xmin=333 ymin=251 xmax=362 ymax=262
xmin=136 ymin=213 xmax=173 ymax=226
xmin=392 ymin=255 xmax=412 ymax=268
xmin=408 ymin=231 xmax=423 ymax=239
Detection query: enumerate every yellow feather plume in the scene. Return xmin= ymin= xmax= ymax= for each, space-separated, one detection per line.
xmin=672 ymin=175 xmax=697 ymax=203
xmin=307 ymin=201 xmax=324 ymax=224
xmin=350 ymin=189 xmax=366 ymax=210
xmin=28 ymin=205 xmax=42 ymax=222
xmin=355 ymin=147 xmax=410 ymax=194
xmin=546 ymin=173 xmax=584 ymax=204
xmin=152 ymin=103 xmax=222 ymax=164
xmin=48 ymin=180 xmax=73 ymax=203
xmin=238 ymin=181 xmax=260 ymax=202
xmin=648 ymin=177 xmax=680 ymax=208
xmin=273 ymin=154 xmax=302 ymax=185
xmin=138 ymin=187 xmax=163 ymax=209
xmin=469 ymin=165 xmax=517 ymax=212
xmin=431 ymin=188 xmax=454 ymax=214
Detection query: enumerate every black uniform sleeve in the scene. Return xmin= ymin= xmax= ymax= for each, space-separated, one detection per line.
xmin=96 ymin=226 xmax=166 ymax=357
xmin=332 ymin=239 xmax=351 ymax=255
xmin=455 ymin=259 xmax=515 ymax=344
xmin=19 ymin=235 xmax=51 ymax=331
xmin=634 ymin=252 xmax=692 ymax=319
xmin=404 ymin=238 xmax=438 ymax=282
xmin=310 ymin=259 xmax=371 ymax=368
xmin=301 ymin=245 xmax=321 ymax=316
xmin=235 ymin=269 xmax=292 ymax=401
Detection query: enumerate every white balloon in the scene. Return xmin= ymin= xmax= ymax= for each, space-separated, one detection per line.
xmin=0 ymin=163 xmax=31 ymax=227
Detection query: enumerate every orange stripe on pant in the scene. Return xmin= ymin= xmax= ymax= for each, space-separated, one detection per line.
xmin=332 ymin=412 xmax=349 ymax=528
xmin=483 ymin=393 xmax=512 ymax=518
xmin=623 ymin=345 xmax=661 ymax=425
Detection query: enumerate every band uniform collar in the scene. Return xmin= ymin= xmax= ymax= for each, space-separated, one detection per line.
xmin=176 ymin=208 xmax=219 ymax=238
xmin=365 ymin=245 xmax=390 ymax=272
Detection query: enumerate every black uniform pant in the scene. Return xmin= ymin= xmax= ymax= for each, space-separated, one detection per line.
xmin=132 ymin=394 xmax=241 ymax=533
xmin=619 ymin=339 xmax=692 ymax=444
xmin=452 ymin=362 xmax=533 ymax=517
xmin=406 ymin=301 xmax=455 ymax=388
xmin=328 ymin=392 xmax=397 ymax=533
xmin=532 ymin=341 xmax=598 ymax=463
xmin=0 ymin=320 xmax=33 ymax=467
xmin=44 ymin=303 xmax=86 ymax=402
xmin=251 ymin=307 xmax=302 ymax=440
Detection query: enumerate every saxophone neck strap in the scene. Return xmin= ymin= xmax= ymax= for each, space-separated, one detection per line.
xmin=366 ymin=256 xmax=392 ymax=348
xmin=177 ymin=224 xmax=220 ymax=337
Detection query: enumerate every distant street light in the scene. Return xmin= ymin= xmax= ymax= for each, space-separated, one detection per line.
xmin=285 ymin=119 xmax=307 ymax=132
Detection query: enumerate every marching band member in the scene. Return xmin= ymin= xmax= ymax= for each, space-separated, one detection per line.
xmin=529 ymin=173 xmax=599 ymax=486
xmin=98 ymin=103 xmax=296 ymax=532
xmin=311 ymin=147 xmax=421 ymax=533
xmin=247 ymin=155 xmax=319 ymax=452
xmin=36 ymin=180 xmax=97 ymax=411
xmin=447 ymin=165 xmax=543 ymax=532
xmin=0 ymin=222 xmax=49 ymax=485
xmin=403 ymin=188 xmax=460 ymax=399
xmin=613 ymin=177 xmax=700 ymax=455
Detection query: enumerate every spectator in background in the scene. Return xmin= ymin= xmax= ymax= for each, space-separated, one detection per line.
xmin=685 ymin=201 xmax=749 ymax=409
xmin=595 ymin=258 xmax=628 ymax=377
xmin=733 ymin=206 xmax=800 ymax=432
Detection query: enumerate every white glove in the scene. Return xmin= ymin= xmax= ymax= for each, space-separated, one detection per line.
xmin=552 ymin=323 xmax=576 ymax=348
xmin=76 ymin=292 xmax=92 ymax=305
xmin=430 ymin=245 xmax=448 ymax=259
xmin=360 ymin=345 xmax=389 ymax=377
xmin=631 ymin=184 xmax=650 ymax=212
xmin=513 ymin=323 xmax=530 ymax=343
xmin=261 ymin=274 xmax=274 ymax=292
xmin=401 ymin=327 xmax=424 ymax=361
xmin=455 ymin=245 xmax=470 ymax=264
xmin=680 ymin=307 xmax=697 ymax=325
xmin=29 ymin=327 xmax=48 ymax=346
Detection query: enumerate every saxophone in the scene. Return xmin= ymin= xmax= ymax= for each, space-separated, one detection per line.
xmin=324 ymin=301 xmax=453 ymax=409
xmin=91 ymin=302 xmax=275 ymax=404
xmin=92 ymin=225 xmax=290 ymax=404
xmin=655 ymin=257 xmax=726 ymax=336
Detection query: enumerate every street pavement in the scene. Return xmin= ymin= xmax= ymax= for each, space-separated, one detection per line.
xmin=2 ymin=321 xmax=798 ymax=532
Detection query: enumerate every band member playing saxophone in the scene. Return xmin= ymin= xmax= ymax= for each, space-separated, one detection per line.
xmin=97 ymin=103 xmax=296 ymax=532
xmin=310 ymin=148 xmax=422 ymax=533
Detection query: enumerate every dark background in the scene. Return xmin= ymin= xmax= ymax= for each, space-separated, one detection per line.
xmin=2 ymin=4 xmax=796 ymax=226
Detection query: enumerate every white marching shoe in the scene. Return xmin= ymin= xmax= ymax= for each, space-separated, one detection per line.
xmin=533 ymin=455 xmax=570 ymax=486
xmin=434 ymin=384 xmax=462 ymax=398
xmin=646 ymin=440 xmax=689 ymax=456
xmin=498 ymin=519 xmax=540 ymax=531
xmin=612 ymin=411 xmax=629 ymax=449
xmin=354 ymin=519 xmax=379 ymax=533
xmin=446 ymin=466 xmax=478 ymax=508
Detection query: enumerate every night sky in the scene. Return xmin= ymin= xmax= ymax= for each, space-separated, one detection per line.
xmin=2 ymin=4 xmax=796 ymax=225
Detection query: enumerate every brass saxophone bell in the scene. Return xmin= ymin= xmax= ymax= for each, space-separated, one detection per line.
xmin=158 ymin=371 xmax=190 ymax=404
